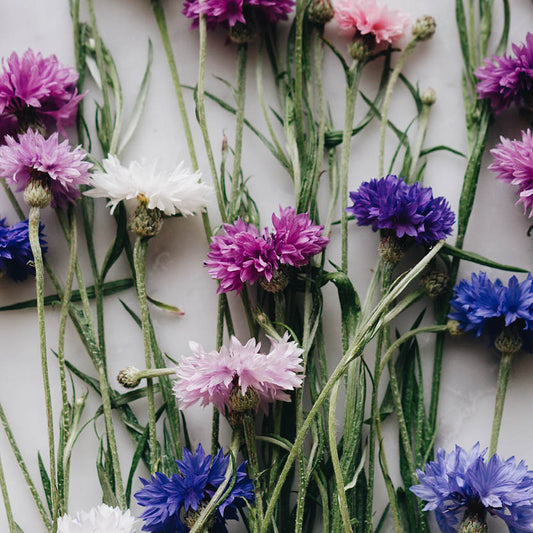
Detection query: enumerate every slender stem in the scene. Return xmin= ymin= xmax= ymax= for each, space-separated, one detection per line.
xmin=378 ymin=39 xmax=417 ymax=176
xmin=340 ymin=61 xmax=361 ymax=273
xmin=151 ymin=0 xmax=199 ymax=170
xmin=489 ymin=351 xmax=513 ymax=456
xmin=1 ymin=180 xmax=25 ymax=220
xmin=243 ymin=414 xmax=264 ymax=530
xmin=29 ymin=206 xmax=58 ymax=526
xmin=0 ymin=455 xmax=16 ymax=532
xmin=408 ymin=101 xmax=432 ymax=183
xmin=228 ymin=44 xmax=248 ymax=219
xmin=134 ymin=237 xmax=158 ymax=472
xmin=293 ymin=0 xmax=305 ymax=145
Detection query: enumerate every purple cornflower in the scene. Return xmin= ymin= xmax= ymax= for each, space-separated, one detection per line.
xmin=182 ymin=0 xmax=294 ymax=31
xmin=346 ymin=175 xmax=455 ymax=245
xmin=206 ymin=207 xmax=328 ymax=294
xmin=475 ymin=33 xmax=533 ymax=113
xmin=448 ymin=272 xmax=533 ymax=350
xmin=0 ymin=130 xmax=91 ymax=208
xmin=0 ymin=218 xmax=46 ymax=281
xmin=489 ymin=130 xmax=533 ymax=216
xmin=135 ymin=444 xmax=254 ymax=533
xmin=0 ymin=49 xmax=83 ymax=136
xmin=411 ymin=443 xmax=533 ymax=532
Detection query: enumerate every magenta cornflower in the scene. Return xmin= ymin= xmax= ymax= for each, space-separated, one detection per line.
xmin=0 ymin=49 xmax=83 ymax=135
xmin=206 ymin=207 xmax=328 ymax=294
xmin=334 ymin=0 xmax=409 ymax=45
xmin=173 ymin=332 xmax=304 ymax=412
xmin=0 ymin=130 xmax=91 ymax=208
xmin=475 ymin=33 xmax=533 ymax=113
xmin=489 ymin=130 xmax=533 ymax=216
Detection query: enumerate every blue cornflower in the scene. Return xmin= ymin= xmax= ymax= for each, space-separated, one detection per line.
xmin=410 ymin=443 xmax=533 ymax=532
xmin=346 ymin=175 xmax=455 ymax=245
xmin=448 ymin=272 xmax=533 ymax=349
xmin=135 ymin=444 xmax=254 ymax=533
xmin=0 ymin=218 xmax=47 ymax=281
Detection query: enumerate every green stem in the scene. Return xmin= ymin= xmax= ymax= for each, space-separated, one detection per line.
xmin=339 ymin=61 xmax=362 ymax=273
xmin=0 ymin=455 xmax=16 ymax=532
xmin=408 ymin=101 xmax=432 ymax=183
xmin=29 ymin=206 xmax=58 ymax=526
xmin=134 ymin=237 xmax=158 ymax=472
xmin=150 ymin=0 xmax=199 ymax=170
xmin=1 ymin=180 xmax=25 ymax=220
xmin=293 ymin=0 xmax=305 ymax=145
xmin=243 ymin=414 xmax=264 ymax=530
xmin=378 ymin=39 xmax=417 ymax=176
xmin=228 ymin=44 xmax=248 ymax=219
xmin=489 ymin=351 xmax=513 ymax=457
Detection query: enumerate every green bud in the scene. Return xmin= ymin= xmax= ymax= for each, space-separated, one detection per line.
xmin=117 ymin=366 xmax=141 ymax=388
xmin=412 ymin=15 xmax=436 ymax=41
xmin=447 ymin=319 xmax=464 ymax=337
xmin=259 ymin=266 xmax=290 ymax=293
xmin=495 ymin=328 xmax=523 ymax=355
xmin=378 ymin=235 xmax=404 ymax=265
xmin=229 ymin=20 xmax=256 ymax=44
xmin=24 ymin=180 xmax=51 ymax=208
xmin=421 ymin=87 xmax=437 ymax=106
xmin=421 ymin=270 xmax=449 ymax=298
xmin=130 ymin=196 xmax=163 ymax=237
xmin=308 ymin=0 xmax=335 ymax=26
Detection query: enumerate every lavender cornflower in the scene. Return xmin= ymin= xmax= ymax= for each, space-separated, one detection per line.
xmin=0 ymin=218 xmax=46 ymax=281
xmin=135 ymin=444 xmax=254 ymax=532
xmin=0 ymin=130 xmax=91 ymax=208
xmin=475 ymin=33 xmax=533 ymax=113
xmin=449 ymin=272 xmax=533 ymax=352
xmin=489 ymin=130 xmax=533 ymax=217
xmin=411 ymin=443 xmax=533 ymax=532
xmin=206 ymin=207 xmax=328 ymax=294
xmin=0 ymin=49 xmax=83 ymax=135
xmin=346 ymin=175 xmax=455 ymax=245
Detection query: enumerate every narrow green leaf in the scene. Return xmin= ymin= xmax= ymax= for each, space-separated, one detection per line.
xmin=419 ymin=145 xmax=465 ymax=158
xmin=147 ymin=295 xmax=185 ymax=315
xmin=37 ymin=453 xmax=53 ymax=516
xmin=99 ymin=203 xmax=129 ymax=282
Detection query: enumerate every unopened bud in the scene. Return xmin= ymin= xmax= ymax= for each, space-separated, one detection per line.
xmin=460 ymin=508 xmax=488 ymax=533
xmin=421 ymin=270 xmax=449 ymax=298
xmin=447 ymin=319 xmax=464 ymax=337
xmin=117 ymin=366 xmax=141 ymax=388
xmin=229 ymin=21 xmax=256 ymax=44
xmin=421 ymin=87 xmax=437 ymax=106
xmin=349 ymin=38 xmax=374 ymax=61
xmin=259 ymin=267 xmax=290 ymax=293
xmin=130 ymin=196 xmax=163 ymax=237
xmin=378 ymin=235 xmax=404 ymax=265
xmin=308 ymin=0 xmax=334 ymax=26
xmin=494 ymin=328 xmax=522 ymax=355
xmin=412 ymin=16 xmax=436 ymax=41
xmin=24 ymin=180 xmax=51 ymax=208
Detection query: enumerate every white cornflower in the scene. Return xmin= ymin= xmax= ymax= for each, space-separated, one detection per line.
xmin=85 ymin=156 xmax=212 ymax=216
xmin=57 ymin=504 xmax=138 ymax=533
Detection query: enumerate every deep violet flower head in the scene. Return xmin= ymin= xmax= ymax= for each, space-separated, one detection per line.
xmin=135 ymin=444 xmax=254 ymax=533
xmin=475 ymin=33 xmax=533 ymax=113
xmin=206 ymin=207 xmax=328 ymax=294
xmin=173 ymin=332 xmax=304 ymax=413
xmin=448 ymin=272 xmax=533 ymax=351
xmin=0 ymin=218 xmax=46 ymax=281
xmin=410 ymin=443 xmax=533 ymax=533
xmin=346 ymin=175 xmax=455 ymax=245
xmin=489 ymin=130 xmax=533 ymax=217
xmin=0 ymin=130 xmax=91 ymax=208
xmin=334 ymin=0 xmax=410 ymax=46
xmin=182 ymin=0 xmax=294 ymax=32
xmin=0 ymin=49 xmax=83 ymax=136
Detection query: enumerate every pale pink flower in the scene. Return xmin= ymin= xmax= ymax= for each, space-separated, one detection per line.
xmin=173 ymin=333 xmax=304 ymax=412
xmin=334 ymin=0 xmax=409 ymax=45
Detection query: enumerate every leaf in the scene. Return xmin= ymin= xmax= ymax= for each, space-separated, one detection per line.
xmin=37 ymin=453 xmax=52 ymax=516
xmin=100 ymin=203 xmax=129 ymax=282
xmin=419 ymin=145 xmax=465 ymax=158
xmin=440 ymin=243 xmax=529 ymax=273
xmin=147 ymin=295 xmax=185 ymax=315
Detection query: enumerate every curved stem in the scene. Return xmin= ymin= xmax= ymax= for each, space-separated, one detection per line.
xmin=134 ymin=237 xmax=158 ymax=472
xmin=489 ymin=351 xmax=513 ymax=457
xmin=29 ymin=206 xmax=58 ymax=526
xmin=378 ymin=39 xmax=417 ymax=176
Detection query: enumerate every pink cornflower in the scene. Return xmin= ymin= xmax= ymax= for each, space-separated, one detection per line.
xmin=489 ymin=130 xmax=533 ymax=216
xmin=0 ymin=49 xmax=83 ymax=136
xmin=334 ymin=0 xmax=409 ymax=45
xmin=0 ymin=130 xmax=91 ymax=208
xmin=173 ymin=333 xmax=304 ymax=412
xmin=206 ymin=207 xmax=329 ymax=294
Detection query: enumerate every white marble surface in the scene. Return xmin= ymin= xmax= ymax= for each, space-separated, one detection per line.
xmin=0 ymin=0 xmax=532 ymax=531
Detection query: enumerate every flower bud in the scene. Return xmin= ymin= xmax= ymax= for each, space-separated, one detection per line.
xmin=259 ymin=266 xmax=290 ymax=293
xmin=447 ymin=319 xmax=464 ymax=337
xmin=308 ymin=0 xmax=335 ymax=26
xmin=229 ymin=384 xmax=259 ymax=413
xmin=460 ymin=508 xmax=488 ymax=533
xmin=378 ymin=235 xmax=404 ymax=265
xmin=495 ymin=328 xmax=523 ymax=355
xmin=412 ymin=16 xmax=436 ymax=41
xmin=421 ymin=87 xmax=437 ymax=106
xmin=130 ymin=196 xmax=163 ymax=237
xmin=117 ymin=366 xmax=141 ymax=388
xmin=349 ymin=38 xmax=374 ymax=61
xmin=421 ymin=270 xmax=449 ymax=298
xmin=229 ymin=21 xmax=256 ymax=44
xmin=184 ymin=504 xmax=216 ymax=530
xmin=24 ymin=180 xmax=51 ymax=208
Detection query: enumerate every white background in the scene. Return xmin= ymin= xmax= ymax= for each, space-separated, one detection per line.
xmin=0 ymin=0 xmax=532 ymax=531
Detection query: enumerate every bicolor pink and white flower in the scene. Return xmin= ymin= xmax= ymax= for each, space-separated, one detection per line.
xmin=334 ymin=0 xmax=409 ymax=45
xmin=0 ymin=129 xmax=91 ymax=208
xmin=173 ymin=332 xmax=304 ymax=412
xmin=57 ymin=504 xmax=138 ymax=533
xmin=85 ymin=156 xmax=212 ymax=216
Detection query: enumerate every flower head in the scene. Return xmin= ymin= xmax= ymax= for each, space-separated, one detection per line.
xmin=57 ymin=504 xmax=138 ymax=533
xmin=411 ymin=443 xmax=533 ymax=532
xmin=448 ymin=272 xmax=533 ymax=350
xmin=489 ymin=130 xmax=533 ymax=216
xmin=346 ymin=175 xmax=455 ymax=245
xmin=475 ymin=33 xmax=533 ymax=113
xmin=206 ymin=207 xmax=328 ymax=294
xmin=135 ymin=444 xmax=254 ymax=533
xmin=334 ymin=0 xmax=409 ymax=45
xmin=0 ymin=49 xmax=83 ymax=135
xmin=0 ymin=130 xmax=91 ymax=208
xmin=0 ymin=218 xmax=46 ymax=281
xmin=85 ymin=156 xmax=211 ymax=217
xmin=173 ymin=332 xmax=304 ymax=412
